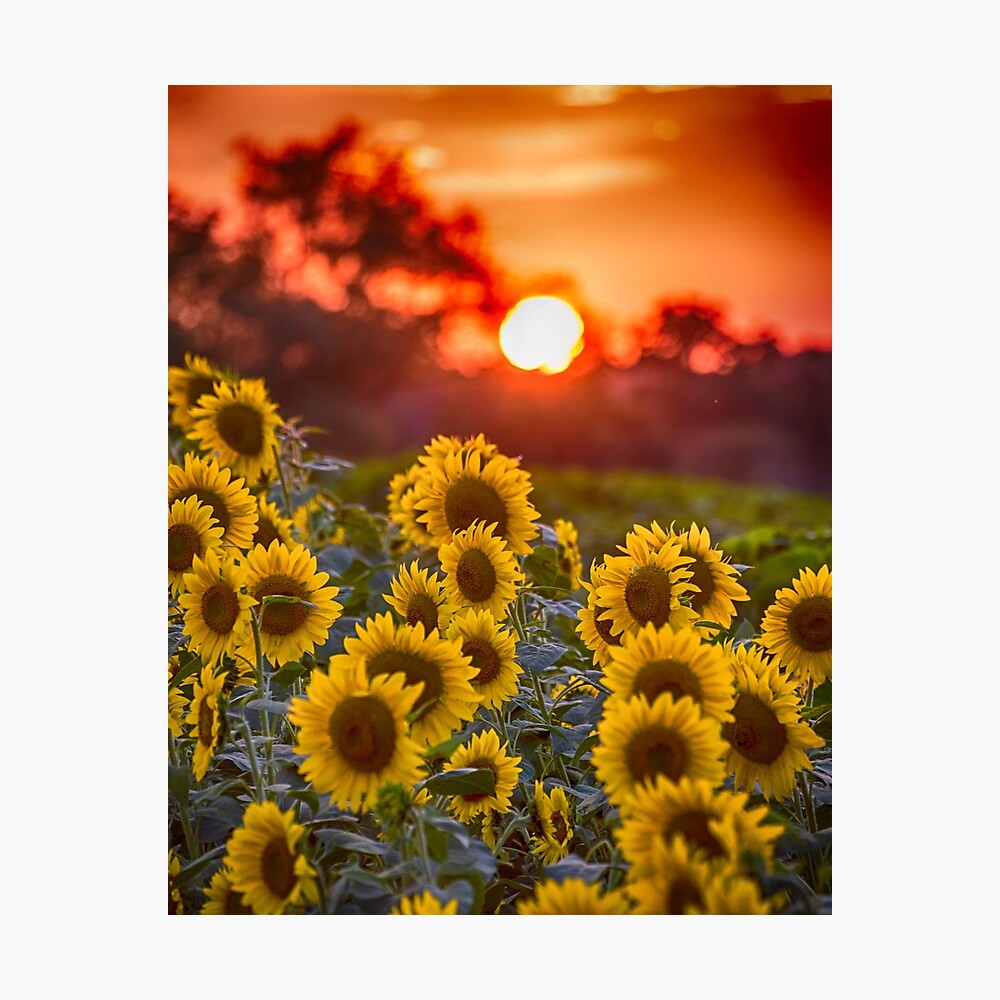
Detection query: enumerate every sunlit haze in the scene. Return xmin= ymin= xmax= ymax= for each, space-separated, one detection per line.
xmin=499 ymin=296 xmax=585 ymax=374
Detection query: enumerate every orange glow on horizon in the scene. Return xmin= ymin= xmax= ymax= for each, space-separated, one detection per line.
xmin=498 ymin=296 xmax=584 ymax=375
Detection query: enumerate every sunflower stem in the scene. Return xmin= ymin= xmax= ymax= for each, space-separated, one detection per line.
xmin=410 ymin=809 xmax=437 ymax=886
xmin=237 ymin=718 xmax=266 ymax=804
xmin=176 ymin=793 xmax=200 ymax=860
xmin=273 ymin=441 xmax=294 ymax=518
xmin=249 ymin=613 xmax=276 ymax=791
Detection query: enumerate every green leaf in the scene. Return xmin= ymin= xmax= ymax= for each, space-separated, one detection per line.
xmin=244 ymin=698 xmax=290 ymax=716
xmin=524 ymin=545 xmax=560 ymax=588
xmin=271 ymin=661 xmax=306 ymax=687
xmin=313 ymin=828 xmax=392 ymax=856
xmin=172 ymin=845 xmax=227 ymax=888
xmin=261 ymin=594 xmax=318 ymax=611
xmin=418 ymin=767 xmax=496 ymax=797
xmin=516 ymin=640 xmax=567 ymax=674
xmin=168 ymin=764 xmax=191 ymax=802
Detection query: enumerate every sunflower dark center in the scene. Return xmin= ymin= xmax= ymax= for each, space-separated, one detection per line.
xmin=667 ymin=875 xmax=704 ymax=915
xmin=456 ymin=548 xmax=497 ymax=603
xmin=186 ymin=375 xmax=217 ymax=409
xmin=594 ymin=607 xmax=622 ymax=646
xmin=215 ymin=402 xmax=264 ymax=456
xmin=172 ymin=487 xmax=231 ymax=533
xmin=722 ymin=694 xmax=789 ymax=764
xmin=787 ymin=596 xmax=832 ymax=652
xmin=631 ymin=658 xmax=701 ymax=707
xmin=626 ymin=724 xmax=689 ymax=784
xmin=664 ymin=811 xmax=724 ymax=857
xmin=198 ymin=695 xmax=215 ymax=748
xmin=463 ymin=637 xmax=501 ymax=684
xmin=260 ymin=838 xmax=297 ymax=899
xmin=253 ymin=575 xmax=310 ymax=636
xmin=252 ymin=517 xmax=281 ymax=551
xmin=367 ymin=649 xmax=444 ymax=715
xmin=223 ymin=888 xmax=253 ymax=915
xmin=624 ymin=566 xmax=674 ymax=627
xmin=405 ymin=593 xmax=441 ymax=633
xmin=444 ymin=478 xmax=508 ymax=536
xmin=202 ymin=582 xmax=240 ymax=634
xmin=549 ymin=810 xmax=570 ymax=843
xmin=168 ymin=523 xmax=202 ymax=572
xmin=686 ymin=559 xmax=715 ymax=615
xmin=462 ymin=756 xmax=497 ymax=803
xmin=328 ymin=695 xmax=397 ymax=772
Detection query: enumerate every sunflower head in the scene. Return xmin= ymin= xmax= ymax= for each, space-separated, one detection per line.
xmin=413 ymin=441 xmax=540 ymax=555
xmin=243 ymin=540 xmax=343 ymax=667
xmin=516 ymin=877 xmax=631 ymax=915
xmin=596 ymin=533 xmax=700 ymax=640
xmin=721 ymin=642 xmax=825 ymax=801
xmin=250 ymin=495 xmax=295 ymax=552
xmin=384 ymin=560 xmax=458 ymax=635
xmin=188 ymin=376 xmax=282 ymax=486
xmin=184 ymin=664 xmax=229 ymax=781
xmin=554 ymin=517 xmax=583 ymax=589
xmin=446 ymin=607 xmax=522 ymax=711
xmin=438 ymin=519 xmax=524 ymax=619
xmin=223 ymin=801 xmax=319 ymax=915
xmin=591 ymin=690 xmax=727 ymax=806
xmin=168 ymin=352 xmax=231 ymax=432
xmin=343 ymin=612 xmax=479 ymax=747
xmin=168 ymin=452 xmax=259 ymax=551
xmin=444 ymin=727 xmax=521 ymax=823
xmin=289 ymin=659 xmax=428 ymax=812
xmin=168 ymin=495 xmax=225 ymax=597
xmin=391 ymin=890 xmax=460 ymax=915
xmin=758 ymin=564 xmax=832 ymax=687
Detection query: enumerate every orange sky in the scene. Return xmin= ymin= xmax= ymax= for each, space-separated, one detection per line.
xmin=169 ymin=84 xmax=831 ymax=354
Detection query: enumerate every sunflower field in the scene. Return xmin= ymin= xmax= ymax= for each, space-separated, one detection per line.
xmin=167 ymin=354 xmax=832 ymax=916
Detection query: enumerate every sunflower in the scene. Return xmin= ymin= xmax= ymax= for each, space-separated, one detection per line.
xmin=444 ymin=728 xmax=521 ymax=823
xmin=576 ymin=560 xmax=623 ymax=668
xmin=168 ymin=850 xmax=184 ymax=914
xmin=342 ymin=612 xmax=479 ymax=746
xmin=602 ymin=622 xmax=735 ymax=724
xmin=615 ymin=775 xmax=783 ymax=877
xmin=200 ymin=865 xmax=255 ymax=915
xmin=414 ymin=443 xmax=540 ymax=555
xmin=249 ymin=495 xmax=295 ymax=552
xmin=291 ymin=495 xmax=345 ymax=549
xmin=722 ymin=642 xmax=825 ymax=801
xmin=188 ymin=376 xmax=282 ymax=485
xmin=387 ymin=462 xmax=436 ymax=551
xmin=168 ymin=352 xmax=230 ymax=432
xmin=168 ymin=453 xmax=259 ymax=551
xmin=554 ymin=518 xmax=583 ymax=589
xmin=179 ymin=547 xmax=257 ymax=669
xmin=168 ymin=672 xmax=188 ymax=740
xmin=758 ymin=564 xmax=833 ymax=686
xmin=626 ymin=835 xmax=767 ymax=914
xmin=591 ymin=691 xmax=726 ymax=806
xmin=185 ymin=663 xmax=228 ymax=781
xmin=531 ymin=780 xmax=575 ymax=865
xmin=288 ymin=659 xmax=427 ymax=812
xmin=384 ymin=560 xmax=458 ymax=635
xmin=596 ymin=533 xmax=700 ymax=641
xmin=223 ymin=801 xmax=318 ymax=915
xmin=627 ymin=521 xmax=750 ymax=633
xmin=242 ymin=540 xmax=343 ymax=667
xmin=391 ymin=890 xmax=460 ymax=915
xmin=446 ymin=607 xmax=522 ymax=711
xmin=168 ymin=495 xmax=225 ymax=597
xmin=516 ymin=877 xmax=631 ymax=915
xmin=438 ymin=519 xmax=524 ymax=619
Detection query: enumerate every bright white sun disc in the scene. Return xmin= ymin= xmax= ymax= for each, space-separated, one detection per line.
xmin=499 ymin=296 xmax=584 ymax=374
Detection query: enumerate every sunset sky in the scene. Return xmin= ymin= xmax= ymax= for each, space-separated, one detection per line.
xmin=169 ymin=84 xmax=831 ymax=357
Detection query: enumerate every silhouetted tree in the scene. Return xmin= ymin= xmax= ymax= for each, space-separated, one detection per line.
xmin=169 ymin=123 xmax=507 ymax=419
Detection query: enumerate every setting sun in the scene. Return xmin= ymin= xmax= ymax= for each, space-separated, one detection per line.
xmin=498 ymin=296 xmax=585 ymax=374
